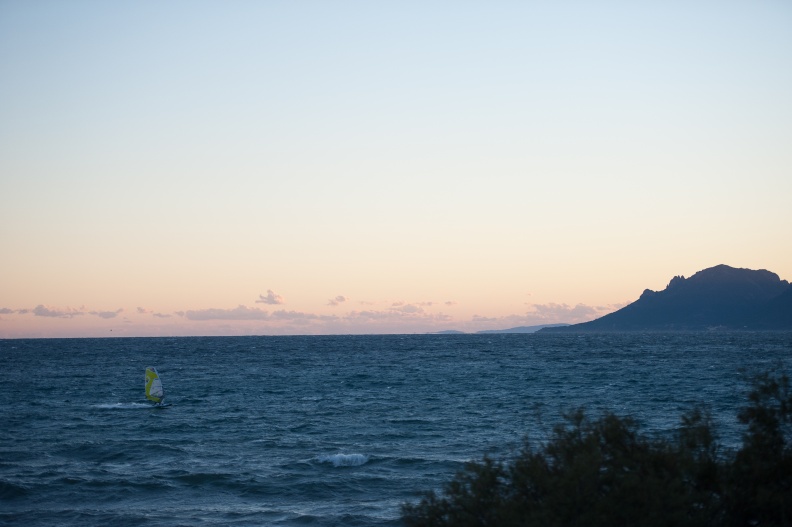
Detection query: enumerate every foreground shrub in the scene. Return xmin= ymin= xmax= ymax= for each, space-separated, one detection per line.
xmin=727 ymin=372 xmax=792 ymax=526
xmin=402 ymin=372 xmax=792 ymax=527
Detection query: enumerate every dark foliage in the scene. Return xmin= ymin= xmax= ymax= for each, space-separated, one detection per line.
xmin=727 ymin=372 xmax=792 ymax=526
xmin=403 ymin=372 xmax=792 ymax=527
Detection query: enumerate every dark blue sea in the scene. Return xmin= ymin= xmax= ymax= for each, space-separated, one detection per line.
xmin=2 ymin=333 xmax=791 ymax=526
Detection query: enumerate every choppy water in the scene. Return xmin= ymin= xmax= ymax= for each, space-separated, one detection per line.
xmin=2 ymin=333 xmax=791 ymax=526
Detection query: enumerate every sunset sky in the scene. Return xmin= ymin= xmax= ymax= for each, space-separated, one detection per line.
xmin=1 ymin=2 xmax=790 ymax=338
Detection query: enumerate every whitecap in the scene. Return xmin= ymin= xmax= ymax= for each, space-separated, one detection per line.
xmin=94 ymin=402 xmax=151 ymax=409
xmin=316 ymin=453 xmax=369 ymax=467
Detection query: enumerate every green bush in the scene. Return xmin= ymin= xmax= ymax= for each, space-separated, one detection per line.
xmin=402 ymin=372 xmax=792 ymax=527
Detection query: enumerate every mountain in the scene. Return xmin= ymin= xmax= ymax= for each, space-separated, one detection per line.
xmin=477 ymin=324 xmax=570 ymax=334
xmin=542 ymin=265 xmax=792 ymax=332
xmin=751 ymin=283 xmax=792 ymax=329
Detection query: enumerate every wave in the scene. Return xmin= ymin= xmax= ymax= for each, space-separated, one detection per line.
xmin=93 ymin=402 xmax=154 ymax=409
xmin=316 ymin=453 xmax=369 ymax=467
xmin=0 ymin=480 xmax=30 ymax=500
xmin=172 ymin=472 xmax=237 ymax=486
xmin=9 ymin=334 xmax=789 ymax=526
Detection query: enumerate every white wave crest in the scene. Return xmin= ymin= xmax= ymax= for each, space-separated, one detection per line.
xmin=316 ymin=453 xmax=369 ymax=467
xmin=94 ymin=402 xmax=151 ymax=409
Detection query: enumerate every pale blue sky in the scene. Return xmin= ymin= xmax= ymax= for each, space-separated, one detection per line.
xmin=1 ymin=1 xmax=790 ymax=336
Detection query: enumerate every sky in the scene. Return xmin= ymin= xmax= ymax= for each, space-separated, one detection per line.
xmin=1 ymin=1 xmax=790 ymax=338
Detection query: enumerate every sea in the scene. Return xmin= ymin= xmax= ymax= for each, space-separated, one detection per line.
xmin=2 ymin=332 xmax=791 ymax=526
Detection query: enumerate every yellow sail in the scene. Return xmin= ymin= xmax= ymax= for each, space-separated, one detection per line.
xmin=145 ymin=367 xmax=164 ymax=404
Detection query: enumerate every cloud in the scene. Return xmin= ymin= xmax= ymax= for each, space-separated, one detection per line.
xmin=345 ymin=309 xmax=451 ymax=323
xmin=178 ymin=305 xmax=339 ymax=328
xmin=392 ymin=300 xmax=434 ymax=310
xmin=27 ymin=305 xmax=123 ymax=320
xmin=445 ymin=301 xmax=457 ymax=306
xmin=138 ymin=307 xmax=174 ymax=318
xmin=391 ymin=303 xmax=424 ymax=314
xmin=270 ymin=310 xmax=339 ymax=325
xmin=327 ymin=300 xmax=449 ymax=322
xmin=32 ymin=304 xmax=85 ymax=318
xmin=468 ymin=302 xmax=623 ymax=331
xmin=529 ymin=302 xmax=600 ymax=322
xmin=256 ymin=289 xmax=285 ymax=305
xmin=89 ymin=308 xmax=123 ymax=319
xmin=345 ymin=310 xmax=394 ymax=321
xmin=0 ymin=308 xmax=13 ymax=315
xmin=270 ymin=309 xmax=319 ymax=320
xmin=527 ymin=302 xmax=626 ymax=322
xmin=184 ymin=305 xmax=269 ymax=321
xmin=327 ymin=295 xmax=347 ymax=306
xmin=600 ymin=301 xmax=630 ymax=311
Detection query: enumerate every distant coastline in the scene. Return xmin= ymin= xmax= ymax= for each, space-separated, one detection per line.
xmin=433 ymin=323 xmax=570 ymax=335
xmin=431 ymin=265 xmax=792 ymax=335
xmin=540 ymin=265 xmax=792 ymax=333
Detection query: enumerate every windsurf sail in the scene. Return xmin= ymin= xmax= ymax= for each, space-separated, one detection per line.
xmin=145 ymin=366 xmax=165 ymax=404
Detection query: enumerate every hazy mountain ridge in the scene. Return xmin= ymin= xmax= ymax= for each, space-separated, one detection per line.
xmin=542 ymin=265 xmax=792 ymax=332
xmin=476 ymin=323 xmax=570 ymax=334
xmin=432 ymin=324 xmax=570 ymax=335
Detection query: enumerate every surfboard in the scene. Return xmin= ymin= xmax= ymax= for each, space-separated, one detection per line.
xmin=145 ymin=366 xmax=166 ymax=405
